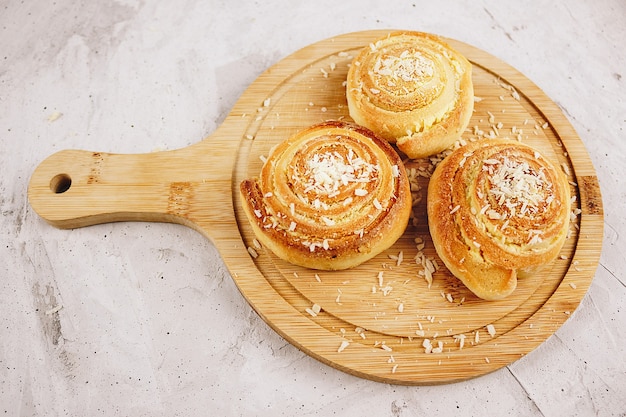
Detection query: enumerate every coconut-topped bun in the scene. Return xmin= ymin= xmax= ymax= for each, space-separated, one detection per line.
xmin=240 ymin=121 xmax=412 ymax=270
xmin=427 ymin=139 xmax=571 ymax=300
xmin=346 ymin=31 xmax=474 ymax=159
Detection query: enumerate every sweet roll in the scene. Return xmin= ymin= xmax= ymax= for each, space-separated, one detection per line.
xmin=427 ymin=139 xmax=571 ymax=300
xmin=346 ymin=31 xmax=474 ymax=159
xmin=240 ymin=121 xmax=412 ymax=270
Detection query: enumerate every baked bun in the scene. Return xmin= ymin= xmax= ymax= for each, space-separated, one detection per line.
xmin=427 ymin=139 xmax=571 ymax=300
xmin=240 ymin=121 xmax=412 ymax=270
xmin=346 ymin=31 xmax=474 ymax=159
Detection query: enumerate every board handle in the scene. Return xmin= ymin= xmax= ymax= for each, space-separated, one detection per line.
xmin=27 ymin=144 xmax=236 ymax=231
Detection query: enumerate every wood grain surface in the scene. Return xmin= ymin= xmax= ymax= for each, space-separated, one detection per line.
xmin=27 ymin=30 xmax=603 ymax=385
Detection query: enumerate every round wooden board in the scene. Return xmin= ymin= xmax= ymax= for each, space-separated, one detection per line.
xmin=28 ymin=30 xmax=604 ymax=385
xmin=230 ymin=31 xmax=603 ymax=384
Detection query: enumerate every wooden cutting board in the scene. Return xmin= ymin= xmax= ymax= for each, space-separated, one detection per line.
xmin=28 ymin=30 xmax=603 ymax=385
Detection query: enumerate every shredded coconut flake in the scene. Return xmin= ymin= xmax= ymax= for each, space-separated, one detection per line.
xmin=337 ymin=340 xmax=350 ymax=352
xmin=306 ymin=303 xmax=321 ymax=317
xmin=373 ymin=50 xmax=434 ymax=83
xmin=301 ymin=150 xmax=379 ymax=197
xmin=454 ymin=334 xmax=466 ymax=349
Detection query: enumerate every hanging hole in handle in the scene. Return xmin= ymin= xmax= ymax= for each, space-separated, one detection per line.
xmin=50 ymin=173 xmax=72 ymax=194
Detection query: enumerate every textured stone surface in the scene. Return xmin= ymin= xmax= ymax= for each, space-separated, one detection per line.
xmin=1 ymin=1 xmax=625 ymax=415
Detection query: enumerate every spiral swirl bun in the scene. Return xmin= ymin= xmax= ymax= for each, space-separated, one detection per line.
xmin=346 ymin=31 xmax=474 ymax=159
xmin=427 ymin=139 xmax=571 ymax=300
xmin=240 ymin=121 xmax=412 ymax=270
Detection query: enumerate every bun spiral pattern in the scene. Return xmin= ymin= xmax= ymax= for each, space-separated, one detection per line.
xmin=427 ymin=139 xmax=571 ymax=300
xmin=240 ymin=121 xmax=412 ymax=270
xmin=346 ymin=31 xmax=474 ymax=159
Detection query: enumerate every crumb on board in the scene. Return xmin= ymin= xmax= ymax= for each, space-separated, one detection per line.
xmin=337 ymin=340 xmax=350 ymax=353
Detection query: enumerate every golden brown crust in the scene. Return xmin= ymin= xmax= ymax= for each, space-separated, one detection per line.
xmin=427 ymin=139 xmax=571 ymax=300
xmin=346 ymin=31 xmax=474 ymax=159
xmin=240 ymin=121 xmax=412 ymax=270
